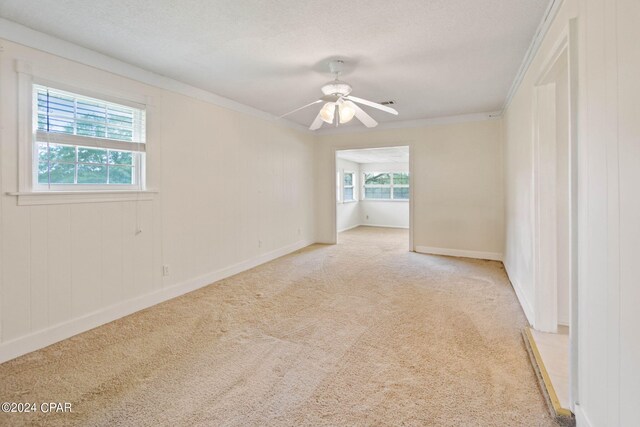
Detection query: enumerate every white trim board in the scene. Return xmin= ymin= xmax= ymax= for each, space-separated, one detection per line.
xmin=0 ymin=19 xmax=502 ymax=136
xmin=337 ymin=224 xmax=409 ymax=233
xmin=361 ymin=224 xmax=409 ymax=229
xmin=337 ymin=224 xmax=361 ymax=233
xmin=318 ymin=111 xmax=501 ymax=135
xmin=0 ymin=18 xmax=308 ymax=134
xmin=0 ymin=239 xmax=314 ymax=363
xmin=502 ymin=0 xmax=565 ymax=111
xmin=574 ymin=405 xmax=593 ymax=427
xmin=0 ymin=1 xmax=566 ymax=136
xmin=6 ymin=190 xmax=158 ymax=206
xmin=415 ymin=245 xmax=502 ymax=261
xmin=503 ymin=262 xmax=536 ymax=326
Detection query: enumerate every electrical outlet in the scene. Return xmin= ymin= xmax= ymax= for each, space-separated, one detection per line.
xmin=366 ymin=215 xmax=369 ymax=220
xmin=258 ymin=240 xmax=263 ymax=248
xmin=163 ymin=265 xmax=170 ymax=276
xmin=297 ymin=228 xmax=301 ymax=235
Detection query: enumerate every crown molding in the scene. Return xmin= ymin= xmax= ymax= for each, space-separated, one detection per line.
xmin=0 ymin=10 xmax=549 ymax=137
xmin=0 ymin=18 xmax=309 ymax=133
xmin=502 ymin=0 xmax=565 ymax=111
xmin=315 ymin=111 xmax=502 ymax=135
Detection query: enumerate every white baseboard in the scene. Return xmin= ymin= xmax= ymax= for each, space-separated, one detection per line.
xmin=361 ymin=224 xmax=409 ymax=229
xmin=337 ymin=224 xmax=361 ymax=233
xmin=414 ymin=245 xmax=503 ymax=261
xmin=574 ymin=404 xmax=593 ymax=427
xmin=338 ymin=224 xmax=409 ymax=232
xmin=503 ymin=262 xmax=535 ymax=326
xmin=0 ymin=239 xmax=314 ymax=364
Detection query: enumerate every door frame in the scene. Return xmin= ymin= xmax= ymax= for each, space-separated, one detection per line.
xmin=531 ymin=19 xmax=579 ymax=409
xmin=331 ymin=142 xmax=414 ymax=251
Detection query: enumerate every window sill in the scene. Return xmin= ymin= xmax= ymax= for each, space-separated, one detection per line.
xmin=343 ymin=199 xmax=358 ymax=204
xmin=6 ymin=190 xmax=158 ymax=206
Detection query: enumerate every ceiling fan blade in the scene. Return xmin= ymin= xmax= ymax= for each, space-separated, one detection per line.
xmin=350 ymin=102 xmax=378 ymax=128
xmin=278 ymin=99 xmax=322 ymax=119
xmin=344 ymin=95 xmax=398 ymax=115
xmin=309 ymin=111 xmax=324 ymax=130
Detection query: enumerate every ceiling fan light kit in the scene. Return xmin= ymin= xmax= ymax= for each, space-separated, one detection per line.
xmin=338 ymin=100 xmax=356 ymax=123
xmin=279 ymin=60 xmax=398 ymax=130
xmin=320 ymin=102 xmax=335 ymax=123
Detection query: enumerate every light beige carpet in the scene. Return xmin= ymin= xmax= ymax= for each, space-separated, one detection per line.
xmin=0 ymin=227 xmax=557 ymax=426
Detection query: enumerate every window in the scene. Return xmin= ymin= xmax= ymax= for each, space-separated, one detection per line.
xmin=363 ymin=172 xmax=391 ymax=199
xmin=363 ymin=172 xmax=409 ymax=200
xmin=392 ymin=172 xmax=410 ymax=199
xmin=33 ymin=84 xmax=146 ymax=190
xmin=343 ymin=171 xmax=355 ymax=201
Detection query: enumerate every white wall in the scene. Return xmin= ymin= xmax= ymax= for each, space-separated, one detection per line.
xmin=359 ymin=162 xmax=409 ymax=229
xmin=0 ymin=40 xmax=316 ymax=362
xmin=317 ymin=119 xmax=504 ymax=260
xmin=503 ymin=0 xmax=640 ymax=424
xmin=502 ymin=0 xmax=578 ymax=326
xmin=577 ymin=0 xmax=640 ymax=424
xmin=336 ymin=158 xmax=360 ymax=232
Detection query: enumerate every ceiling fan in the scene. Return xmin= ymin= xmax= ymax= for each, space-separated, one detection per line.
xmin=279 ymin=60 xmax=398 ymax=130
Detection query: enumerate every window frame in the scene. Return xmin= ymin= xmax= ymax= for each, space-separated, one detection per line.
xmin=362 ymin=171 xmax=410 ymax=201
xmin=34 ymin=143 xmax=145 ymax=191
xmin=343 ymin=171 xmax=356 ymax=203
xmin=391 ymin=172 xmax=410 ymax=200
xmin=32 ymin=83 xmax=146 ymax=192
xmin=12 ymin=61 xmax=156 ymax=205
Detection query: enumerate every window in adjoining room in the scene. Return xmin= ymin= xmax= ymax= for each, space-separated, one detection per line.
xmin=363 ymin=172 xmax=409 ymax=200
xmin=392 ymin=172 xmax=410 ymax=199
xmin=343 ymin=171 xmax=355 ymax=201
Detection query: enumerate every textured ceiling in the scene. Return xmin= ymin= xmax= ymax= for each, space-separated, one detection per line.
xmin=0 ymin=0 xmax=550 ymax=128
xmin=337 ymin=147 xmax=409 ymax=164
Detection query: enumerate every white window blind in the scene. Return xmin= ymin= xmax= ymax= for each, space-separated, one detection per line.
xmin=33 ymin=84 xmax=146 ymax=189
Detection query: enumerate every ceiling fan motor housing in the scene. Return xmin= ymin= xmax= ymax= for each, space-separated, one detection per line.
xmin=321 ymin=80 xmax=352 ymax=96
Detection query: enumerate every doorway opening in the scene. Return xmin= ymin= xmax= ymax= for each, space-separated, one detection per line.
xmin=334 ymin=146 xmax=411 ymax=249
xmin=525 ymin=24 xmax=577 ymax=422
